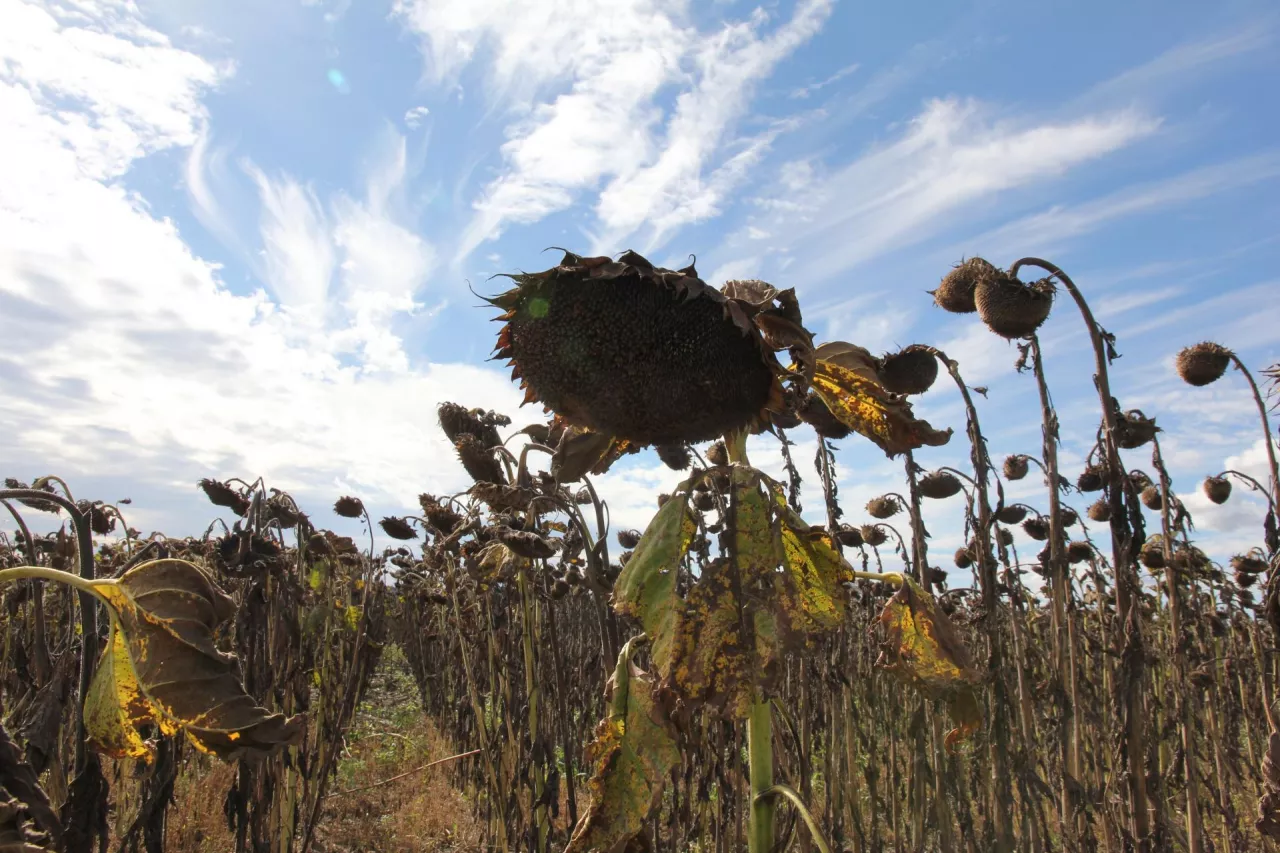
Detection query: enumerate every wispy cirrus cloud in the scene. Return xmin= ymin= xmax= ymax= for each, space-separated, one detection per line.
xmin=971 ymin=152 xmax=1280 ymax=261
xmin=744 ymin=98 xmax=1159 ymax=284
xmin=395 ymin=0 xmax=833 ymax=262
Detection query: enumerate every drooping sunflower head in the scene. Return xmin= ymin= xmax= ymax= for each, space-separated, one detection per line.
xmin=490 ymin=251 xmax=810 ymax=446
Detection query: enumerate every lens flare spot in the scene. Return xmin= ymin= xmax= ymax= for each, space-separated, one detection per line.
xmin=527 ymin=297 xmax=549 ymax=319
xmin=326 ymin=68 xmax=350 ymax=93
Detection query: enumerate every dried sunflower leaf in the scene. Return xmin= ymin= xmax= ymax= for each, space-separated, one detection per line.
xmin=613 ymin=489 xmax=695 ymax=675
xmin=477 ymin=541 xmax=529 ymax=580
xmin=566 ymin=642 xmax=679 ymax=853
xmin=87 ymin=559 xmax=303 ymax=762
xmin=876 ymin=576 xmax=981 ymax=748
xmin=553 ymin=428 xmax=617 ymax=483
xmin=811 ymin=359 xmax=952 ymax=457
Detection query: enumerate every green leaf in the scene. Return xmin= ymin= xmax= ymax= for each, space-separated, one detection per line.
xmin=613 ymin=488 xmax=695 ymax=675
xmin=566 ymin=640 xmax=679 ymax=853
xmin=88 ymin=559 xmax=304 ymax=761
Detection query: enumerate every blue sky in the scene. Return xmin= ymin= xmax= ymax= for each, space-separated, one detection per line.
xmin=2 ymin=0 xmax=1278 ymax=572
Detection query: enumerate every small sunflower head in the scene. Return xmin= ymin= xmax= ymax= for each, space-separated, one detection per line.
xmin=379 ymin=517 xmax=418 ymax=541
xmin=334 ymin=496 xmax=365 ymax=519
xmin=1021 ymin=517 xmax=1049 ymax=541
xmin=1087 ymin=499 xmax=1111 ymax=523
xmin=974 ymin=270 xmax=1055 ymax=339
xmin=876 ymin=345 xmax=938 ymax=395
xmin=865 ymin=496 xmax=902 ymax=519
xmin=919 ymin=470 xmax=963 ymax=500
xmin=1175 ymin=342 xmax=1232 ymax=387
xmin=932 ymin=257 xmax=997 ymax=314
xmin=995 ymin=504 xmax=1027 ymax=524
xmin=859 ymin=525 xmax=888 ymax=548
xmin=1066 ymin=541 xmax=1094 ymax=564
xmin=1002 ymin=455 xmax=1030 ymax=481
xmin=1203 ymin=476 xmax=1232 ymax=505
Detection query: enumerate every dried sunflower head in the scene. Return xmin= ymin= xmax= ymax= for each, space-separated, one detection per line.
xmin=655 ymin=443 xmax=691 ymax=471
xmin=1175 ymin=342 xmax=1232 ymax=387
xmin=1116 ymin=412 xmax=1159 ymax=450
xmin=919 ymin=471 xmax=963 ymax=500
xmin=1002 ymin=455 xmax=1029 ymax=481
xmin=932 ymin=257 xmax=996 ymax=314
xmin=333 ymin=496 xmax=365 ymax=519
xmin=876 ymin=345 xmax=938 ymax=395
xmin=1066 ymin=541 xmax=1093 ymax=564
xmin=1203 ymin=476 xmax=1232 ymax=505
xmin=866 ymin=496 xmax=901 ymax=519
xmin=1022 ymin=517 xmax=1049 ymax=541
xmin=860 ymin=525 xmax=888 ymax=548
xmin=489 ymin=251 xmax=809 ymax=446
xmin=995 ymin=504 xmax=1027 ymax=525
xmin=974 ymin=270 xmax=1055 ymax=340
xmin=379 ymin=517 xmax=419 ymax=541
xmin=1077 ymin=465 xmax=1105 ymax=492
xmin=1087 ymin=498 xmax=1111 ymax=523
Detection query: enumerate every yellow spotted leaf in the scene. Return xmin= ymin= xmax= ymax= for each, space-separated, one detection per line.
xmin=877 ymin=576 xmax=982 ymax=748
xmin=566 ymin=640 xmax=679 ymax=853
xmin=84 ymin=623 xmax=161 ymax=762
xmin=811 ymin=358 xmax=952 ymax=457
xmin=667 ymin=558 xmax=756 ymax=718
xmin=775 ymin=508 xmax=848 ymax=638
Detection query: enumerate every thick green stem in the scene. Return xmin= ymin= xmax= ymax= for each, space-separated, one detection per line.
xmin=0 ymin=566 xmax=109 ymax=606
xmin=747 ymin=700 xmax=775 ymax=853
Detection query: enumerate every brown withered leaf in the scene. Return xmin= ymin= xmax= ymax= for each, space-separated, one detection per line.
xmin=566 ymin=640 xmax=679 ymax=853
xmin=876 ymin=576 xmax=982 ymax=749
xmin=1257 ymin=730 xmax=1280 ymax=840
xmin=810 ymin=358 xmax=952 ymax=456
xmin=88 ymin=559 xmax=303 ymax=761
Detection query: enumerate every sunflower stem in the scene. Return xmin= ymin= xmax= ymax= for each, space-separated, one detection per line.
xmin=747 ymin=699 xmax=775 ymax=853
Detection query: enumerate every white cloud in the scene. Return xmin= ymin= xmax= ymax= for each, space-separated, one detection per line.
xmin=789 ymin=60 xmax=859 ymax=99
xmin=244 ymin=164 xmax=335 ymax=316
xmin=0 ymin=1 xmax=520 ymax=534
xmin=0 ymin=0 xmax=226 ymax=180
xmin=592 ymin=1 xmax=833 ymax=250
xmin=762 ymin=99 xmax=1159 ymax=284
xmin=404 ymin=105 xmax=430 ymax=129
xmin=396 ymin=0 xmax=832 ymax=262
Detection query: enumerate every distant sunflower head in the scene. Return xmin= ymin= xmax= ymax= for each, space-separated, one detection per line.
xmin=1175 ymin=341 xmax=1232 ymax=387
xmin=490 ymin=251 xmax=811 ymax=445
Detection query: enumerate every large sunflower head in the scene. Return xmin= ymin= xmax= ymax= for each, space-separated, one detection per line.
xmin=489 ymin=250 xmax=811 ymax=446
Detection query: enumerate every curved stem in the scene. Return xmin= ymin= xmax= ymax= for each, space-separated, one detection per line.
xmin=0 ymin=487 xmax=98 ymax=774
xmin=1216 ymin=470 xmax=1276 ymax=512
xmin=0 ymin=566 xmax=112 ymax=607
xmin=1228 ymin=354 xmax=1280 ymax=511
xmin=756 ymin=784 xmax=834 ymax=853
xmin=1010 ymin=256 xmax=1151 ymax=845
